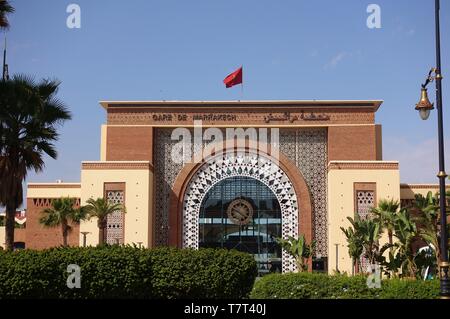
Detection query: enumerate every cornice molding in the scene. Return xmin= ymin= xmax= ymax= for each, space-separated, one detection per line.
xmin=28 ymin=184 xmax=81 ymax=189
xmin=328 ymin=161 xmax=399 ymax=170
xmin=400 ymin=184 xmax=450 ymax=189
xmin=82 ymin=162 xmax=152 ymax=170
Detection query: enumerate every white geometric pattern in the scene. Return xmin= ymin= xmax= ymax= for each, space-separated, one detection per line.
xmin=182 ymin=152 xmax=299 ymax=273
xmin=357 ymin=190 xmax=375 ymax=271
xmin=105 ymin=191 xmax=124 ymax=245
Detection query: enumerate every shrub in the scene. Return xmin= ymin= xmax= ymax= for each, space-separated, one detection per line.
xmin=149 ymin=247 xmax=257 ymax=299
xmin=0 ymin=246 xmax=257 ymax=299
xmin=250 ymin=272 xmax=439 ymax=299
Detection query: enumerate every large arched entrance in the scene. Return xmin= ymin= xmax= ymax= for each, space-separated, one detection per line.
xmin=181 ymin=152 xmax=299 ymax=273
xmin=199 ymin=176 xmax=282 ymax=275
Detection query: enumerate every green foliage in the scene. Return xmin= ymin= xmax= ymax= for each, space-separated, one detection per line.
xmin=250 ymin=272 xmax=439 ymax=299
xmin=342 ymin=196 xmax=442 ymax=279
xmin=340 ymin=221 xmax=364 ymax=273
xmin=0 ymin=0 xmax=14 ymax=29
xmin=149 ymin=247 xmax=257 ymax=299
xmin=39 ymin=197 xmax=87 ymax=246
xmin=341 ymin=216 xmax=382 ymax=267
xmin=84 ymin=198 xmax=125 ymax=245
xmin=0 ymin=75 xmax=71 ymax=250
xmin=390 ymin=209 xmax=420 ymax=277
xmin=413 ymin=191 xmax=441 ymax=268
xmin=275 ymin=235 xmax=315 ymax=272
xmin=371 ymin=199 xmax=399 ymax=245
xmin=0 ymin=246 xmax=257 ymax=299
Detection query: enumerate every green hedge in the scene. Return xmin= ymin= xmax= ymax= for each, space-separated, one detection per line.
xmin=250 ymin=272 xmax=440 ymax=299
xmin=0 ymin=246 xmax=257 ymax=299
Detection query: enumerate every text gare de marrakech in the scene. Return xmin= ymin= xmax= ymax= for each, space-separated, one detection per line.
xmin=152 ymin=113 xmax=237 ymax=122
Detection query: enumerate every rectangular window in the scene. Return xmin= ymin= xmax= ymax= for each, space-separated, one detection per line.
xmin=104 ymin=183 xmax=126 ymax=245
xmin=353 ymin=183 xmax=376 ymax=272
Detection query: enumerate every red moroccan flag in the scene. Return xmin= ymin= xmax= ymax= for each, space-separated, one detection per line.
xmin=223 ymin=66 xmax=243 ymax=88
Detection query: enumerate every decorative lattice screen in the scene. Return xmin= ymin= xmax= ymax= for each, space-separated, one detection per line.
xmin=105 ymin=190 xmax=125 ymax=244
xmin=356 ymin=190 xmax=375 ymax=271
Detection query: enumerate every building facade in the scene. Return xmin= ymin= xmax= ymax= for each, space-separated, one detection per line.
xmin=3 ymin=100 xmax=447 ymax=274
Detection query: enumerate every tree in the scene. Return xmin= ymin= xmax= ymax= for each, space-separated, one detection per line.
xmin=0 ymin=0 xmax=14 ymax=29
xmin=390 ymin=209 xmax=420 ymax=278
xmin=412 ymin=191 xmax=440 ymax=269
xmin=372 ymin=199 xmax=399 ymax=247
xmin=276 ymin=235 xmax=315 ymax=272
xmin=412 ymin=191 xmax=450 ymax=276
xmin=340 ymin=223 xmax=364 ymax=274
xmin=84 ymin=197 xmax=125 ymax=245
xmin=0 ymin=75 xmax=71 ymax=250
xmin=342 ymin=216 xmax=382 ymax=272
xmin=39 ymin=197 xmax=87 ymax=247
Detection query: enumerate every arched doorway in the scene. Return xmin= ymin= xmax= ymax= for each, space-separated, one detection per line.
xmin=199 ymin=176 xmax=282 ymax=275
xmin=182 ymin=152 xmax=299 ymax=273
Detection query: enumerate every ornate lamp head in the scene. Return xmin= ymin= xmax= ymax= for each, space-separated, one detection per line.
xmin=415 ymin=87 xmax=435 ymax=120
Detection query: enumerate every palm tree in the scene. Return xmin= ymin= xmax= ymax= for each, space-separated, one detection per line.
xmin=84 ymin=197 xmax=125 ymax=245
xmin=0 ymin=0 xmax=14 ymax=29
xmin=39 ymin=197 xmax=87 ymax=247
xmin=276 ymin=235 xmax=315 ymax=272
xmin=391 ymin=208 xmax=420 ymax=278
xmin=345 ymin=216 xmax=382 ymax=269
xmin=340 ymin=224 xmax=364 ymax=273
xmin=0 ymin=75 xmax=71 ymax=250
xmin=372 ymin=199 xmax=399 ymax=247
xmin=413 ymin=191 xmax=442 ymax=271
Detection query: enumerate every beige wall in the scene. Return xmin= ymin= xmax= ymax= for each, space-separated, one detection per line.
xmin=400 ymin=184 xmax=450 ymax=199
xmin=327 ymin=161 xmax=400 ymax=274
xmin=27 ymin=184 xmax=81 ymax=198
xmin=79 ymin=162 xmax=153 ymax=248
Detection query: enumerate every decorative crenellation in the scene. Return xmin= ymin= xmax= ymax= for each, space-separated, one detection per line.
xmin=182 ymin=152 xmax=299 ymax=273
xmin=32 ymin=198 xmax=81 ymax=207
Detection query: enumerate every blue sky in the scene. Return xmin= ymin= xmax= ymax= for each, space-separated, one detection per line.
xmin=6 ymin=0 xmax=450 ymax=200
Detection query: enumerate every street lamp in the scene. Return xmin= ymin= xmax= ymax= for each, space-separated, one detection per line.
xmin=415 ymin=0 xmax=449 ymax=299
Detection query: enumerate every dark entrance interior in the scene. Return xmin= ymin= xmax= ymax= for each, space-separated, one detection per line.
xmin=199 ymin=176 xmax=282 ymax=275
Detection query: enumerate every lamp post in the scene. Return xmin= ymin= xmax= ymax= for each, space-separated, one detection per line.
xmin=415 ymin=0 xmax=449 ymax=299
xmin=80 ymin=232 xmax=90 ymax=247
xmin=334 ymin=243 xmax=339 ymax=273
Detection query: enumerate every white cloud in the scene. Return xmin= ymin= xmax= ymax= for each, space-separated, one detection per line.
xmin=324 ymin=51 xmax=347 ymax=69
xmin=383 ymin=137 xmax=450 ymax=184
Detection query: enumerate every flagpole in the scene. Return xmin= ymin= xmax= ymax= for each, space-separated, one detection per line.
xmin=240 ymin=65 xmax=244 ymax=100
